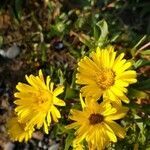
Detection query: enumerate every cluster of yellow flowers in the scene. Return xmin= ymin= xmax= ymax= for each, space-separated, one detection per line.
xmin=67 ymin=46 xmax=137 ymax=149
xmin=7 ymin=46 xmax=137 ymax=149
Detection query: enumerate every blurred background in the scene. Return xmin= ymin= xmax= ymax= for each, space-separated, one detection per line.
xmin=0 ymin=0 xmax=150 ymax=150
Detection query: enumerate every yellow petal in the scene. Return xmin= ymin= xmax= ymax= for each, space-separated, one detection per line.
xmin=46 ymin=76 xmax=51 ymax=89
xmin=39 ymin=69 xmax=44 ymax=81
xmin=104 ymin=123 xmax=117 ymax=142
xmin=79 ymin=93 xmax=86 ymax=109
xmin=53 ymin=85 xmax=64 ymax=96
xmin=105 ymin=121 xmax=126 ymax=138
xmin=53 ymin=97 xmax=65 ymax=106
xmin=44 ymin=121 xmax=49 ymax=134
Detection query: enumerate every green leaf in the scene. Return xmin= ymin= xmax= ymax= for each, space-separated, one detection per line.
xmin=67 ymin=0 xmax=90 ymax=7
xmin=131 ymin=35 xmax=147 ymax=56
xmin=64 ymin=85 xmax=78 ymax=99
xmin=15 ymin=0 xmax=24 ymax=19
xmin=75 ymin=17 xmax=86 ymax=29
xmin=93 ymin=25 xmax=100 ymax=41
xmin=133 ymin=59 xmax=150 ymax=69
xmin=96 ymin=19 xmax=108 ymax=47
xmin=145 ymin=118 xmax=150 ymax=126
xmin=64 ymin=132 xmax=75 ymax=150
xmin=96 ymin=20 xmax=108 ymax=40
xmin=128 ymin=88 xmax=149 ymax=99
xmin=57 ymin=69 xmax=65 ymax=84
xmin=70 ymin=71 xmax=77 ymax=88
xmin=134 ymin=115 xmax=146 ymax=145
xmin=140 ymin=49 xmax=150 ymax=55
xmin=57 ymin=123 xmax=68 ymax=134
xmin=134 ymin=79 xmax=150 ymax=90
xmin=55 ymin=22 xmax=66 ymax=33
xmin=142 ymin=104 xmax=150 ymax=113
xmin=110 ymin=32 xmax=121 ymax=42
xmin=49 ymin=22 xmax=66 ymax=37
xmin=146 ymin=146 xmax=150 ymax=150
xmin=40 ymin=43 xmax=47 ymax=62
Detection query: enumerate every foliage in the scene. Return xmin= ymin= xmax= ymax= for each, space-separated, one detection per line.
xmin=0 ymin=0 xmax=150 ymax=149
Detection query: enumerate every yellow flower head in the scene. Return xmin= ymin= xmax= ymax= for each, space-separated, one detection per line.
xmin=14 ymin=70 xmax=65 ymax=134
xmin=67 ymin=96 xmax=128 ymax=150
xmin=76 ymin=46 xmax=137 ymax=104
xmin=7 ymin=117 xmax=34 ymax=142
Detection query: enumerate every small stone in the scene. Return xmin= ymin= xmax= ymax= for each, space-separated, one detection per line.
xmin=48 ymin=143 xmax=59 ymax=150
xmin=0 ymin=44 xmax=20 ymax=59
xmin=6 ymin=44 xmax=20 ymax=59
xmin=4 ymin=142 xmax=15 ymax=150
xmin=32 ymin=131 xmax=44 ymax=140
xmin=0 ymin=49 xmax=6 ymax=57
xmin=43 ymin=145 xmax=48 ymax=149
xmin=54 ymin=41 xmax=64 ymax=50
xmin=38 ymin=141 xmax=42 ymax=148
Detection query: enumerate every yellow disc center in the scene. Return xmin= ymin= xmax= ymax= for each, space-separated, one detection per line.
xmin=96 ymin=69 xmax=115 ymax=90
xmin=34 ymin=90 xmax=53 ymax=111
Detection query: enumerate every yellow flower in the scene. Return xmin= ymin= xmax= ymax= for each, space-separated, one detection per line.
xmin=7 ymin=117 xmax=34 ymax=142
xmin=14 ymin=70 xmax=65 ymax=134
xmin=67 ymin=96 xmax=128 ymax=150
xmin=76 ymin=46 xmax=137 ymax=104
